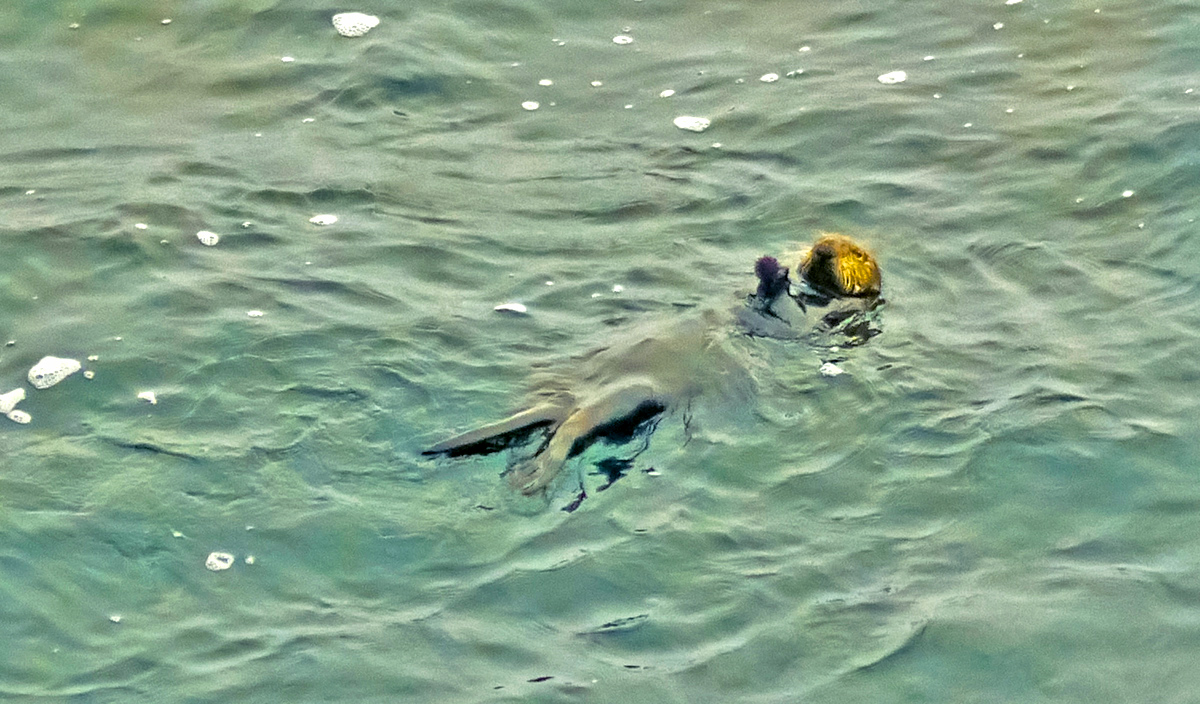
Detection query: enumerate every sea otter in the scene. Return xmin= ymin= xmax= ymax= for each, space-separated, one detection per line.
xmin=422 ymin=234 xmax=882 ymax=499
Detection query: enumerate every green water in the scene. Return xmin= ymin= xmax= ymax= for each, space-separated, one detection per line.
xmin=3 ymin=0 xmax=1200 ymax=701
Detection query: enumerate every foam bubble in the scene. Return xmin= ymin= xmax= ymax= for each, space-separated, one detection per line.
xmin=196 ymin=230 xmax=220 ymax=246
xmin=28 ymin=356 xmax=81 ymax=389
xmin=332 ymin=12 xmax=380 ymax=38
xmin=659 ymin=89 xmax=675 ymax=97
xmin=760 ymin=73 xmax=780 ymax=83
xmin=205 ymin=552 xmax=235 ymax=571
xmin=0 ymin=388 xmax=25 ymax=414
xmin=877 ymin=70 xmax=907 ymax=84
xmin=309 ymin=214 xmax=338 ymax=225
xmin=613 ymin=35 xmax=633 ymax=45
xmin=673 ymin=115 xmax=711 ymax=132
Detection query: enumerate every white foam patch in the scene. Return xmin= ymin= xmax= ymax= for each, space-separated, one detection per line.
xmin=494 ymin=302 xmax=528 ymax=314
xmin=332 ymin=12 xmax=380 ymax=38
xmin=138 ymin=391 xmax=158 ymax=405
xmin=820 ymin=362 xmax=845 ymax=377
xmin=7 ymin=410 xmax=31 ymax=424
xmin=673 ymin=116 xmax=711 ymax=132
xmin=878 ymin=70 xmax=907 ymax=84
xmin=28 ymin=356 xmax=81 ymax=389
xmin=206 ymin=552 xmax=235 ymax=571
xmin=309 ymin=214 xmax=338 ymax=225
xmin=196 ymin=230 xmax=220 ymax=246
xmin=0 ymin=388 xmax=25 ymax=414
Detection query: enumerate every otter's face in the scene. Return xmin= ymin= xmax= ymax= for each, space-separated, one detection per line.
xmin=797 ymin=235 xmax=881 ymax=298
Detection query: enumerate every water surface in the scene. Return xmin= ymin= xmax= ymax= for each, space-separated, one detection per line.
xmin=2 ymin=0 xmax=1200 ymax=701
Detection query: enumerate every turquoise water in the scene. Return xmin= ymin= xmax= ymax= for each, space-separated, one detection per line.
xmin=3 ymin=0 xmax=1200 ymax=701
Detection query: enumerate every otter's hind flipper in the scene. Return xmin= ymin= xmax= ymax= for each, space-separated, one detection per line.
xmin=510 ymin=382 xmax=665 ymax=495
xmin=423 ymin=403 xmax=568 ymax=458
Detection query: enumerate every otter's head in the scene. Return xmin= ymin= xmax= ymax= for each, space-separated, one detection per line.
xmin=796 ymin=234 xmax=881 ymax=298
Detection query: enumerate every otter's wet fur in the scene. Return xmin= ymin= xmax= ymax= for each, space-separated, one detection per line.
xmin=794 ymin=234 xmax=882 ymax=298
xmin=423 ymin=234 xmax=882 ymax=501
